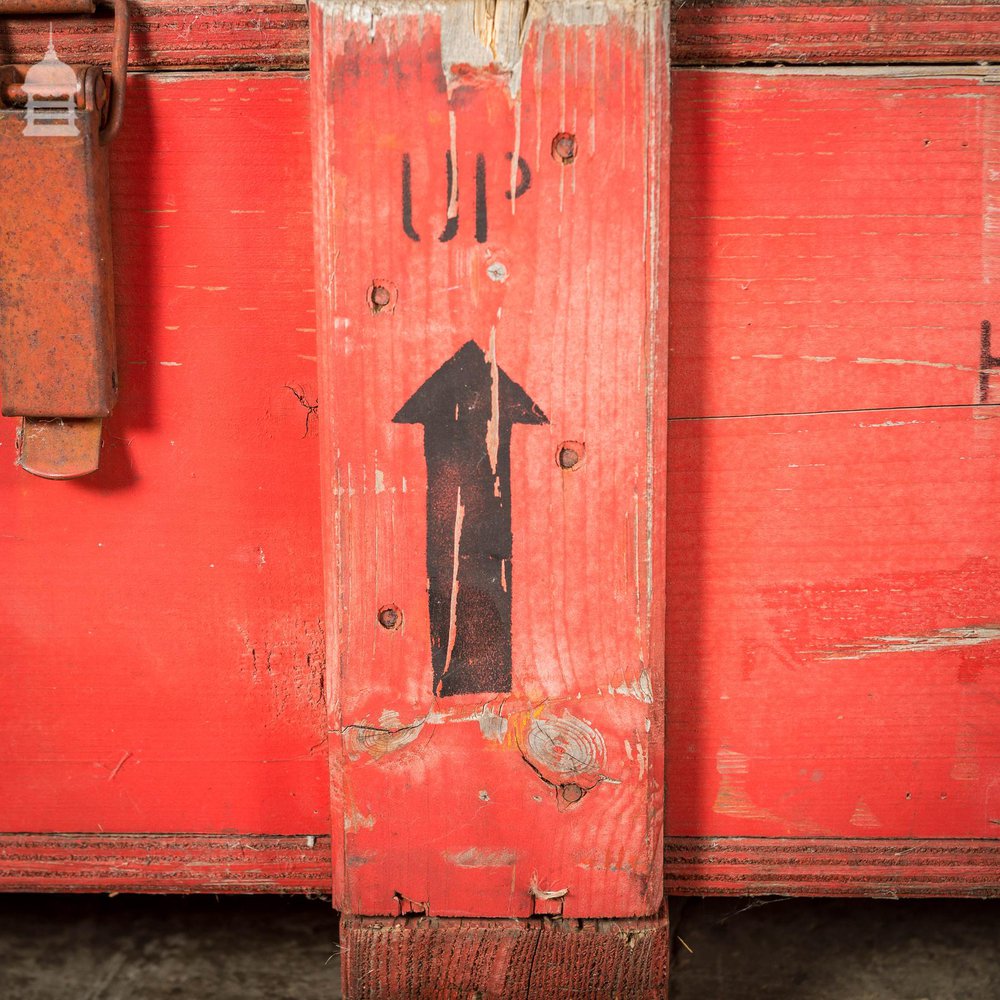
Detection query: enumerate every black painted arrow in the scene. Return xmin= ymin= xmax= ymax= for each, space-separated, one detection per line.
xmin=394 ymin=340 xmax=548 ymax=697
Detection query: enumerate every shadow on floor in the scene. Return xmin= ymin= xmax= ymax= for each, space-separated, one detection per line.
xmin=0 ymin=894 xmax=340 ymax=1000
xmin=671 ymin=896 xmax=1000 ymax=1000
xmin=0 ymin=894 xmax=997 ymax=998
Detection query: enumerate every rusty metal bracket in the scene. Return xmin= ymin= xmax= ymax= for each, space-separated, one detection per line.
xmin=0 ymin=0 xmax=128 ymax=478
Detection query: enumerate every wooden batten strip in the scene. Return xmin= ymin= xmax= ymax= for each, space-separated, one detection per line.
xmin=0 ymin=2 xmax=997 ymax=71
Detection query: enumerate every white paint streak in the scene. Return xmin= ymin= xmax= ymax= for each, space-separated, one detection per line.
xmin=816 ymin=626 xmax=1000 ymax=661
xmin=440 ymin=487 xmax=466 ymax=692
xmin=608 ymin=669 xmax=653 ymax=703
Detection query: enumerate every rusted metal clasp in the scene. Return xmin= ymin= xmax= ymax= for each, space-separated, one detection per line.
xmin=0 ymin=0 xmax=129 ymax=478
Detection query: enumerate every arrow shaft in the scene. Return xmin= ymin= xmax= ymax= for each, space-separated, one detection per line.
xmin=424 ymin=429 xmax=513 ymax=697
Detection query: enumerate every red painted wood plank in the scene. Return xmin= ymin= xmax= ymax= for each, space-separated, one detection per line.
xmin=666 ymin=405 xmax=1000 ymax=839
xmin=0 ymin=834 xmax=331 ymax=893
xmin=0 ymin=2 xmax=310 ymax=70
xmin=672 ymin=2 xmax=1000 ymax=66
xmin=669 ymin=68 xmax=998 ymax=419
xmin=0 ymin=74 xmax=326 ymax=835
xmin=341 ymin=911 xmax=670 ymax=1000
xmin=4 ymin=2 xmax=999 ymax=70
xmin=665 ymin=69 xmax=1000 ymax=842
xmin=3 ymin=832 xmax=999 ymax=898
xmin=665 ymin=837 xmax=1000 ymax=897
xmin=313 ymin=1 xmax=669 ymax=918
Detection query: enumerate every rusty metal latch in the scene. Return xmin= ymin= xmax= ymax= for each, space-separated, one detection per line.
xmin=0 ymin=0 xmax=128 ymax=478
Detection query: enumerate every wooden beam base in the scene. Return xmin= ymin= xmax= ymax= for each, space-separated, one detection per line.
xmin=341 ymin=912 xmax=670 ymax=1000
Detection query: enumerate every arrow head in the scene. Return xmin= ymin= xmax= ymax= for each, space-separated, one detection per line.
xmin=393 ymin=340 xmax=548 ymax=427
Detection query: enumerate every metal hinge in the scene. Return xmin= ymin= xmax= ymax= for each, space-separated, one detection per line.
xmin=0 ymin=0 xmax=128 ymax=478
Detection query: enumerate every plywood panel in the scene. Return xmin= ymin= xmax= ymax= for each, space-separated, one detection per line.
xmin=666 ymin=405 xmax=1000 ymax=838
xmin=670 ymin=69 xmax=997 ymax=419
xmin=0 ymin=74 xmax=327 ymax=835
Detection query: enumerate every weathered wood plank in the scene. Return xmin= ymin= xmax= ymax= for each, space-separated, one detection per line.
xmin=341 ymin=911 xmax=670 ymax=1000
xmin=313 ymin=0 xmax=669 ymax=918
xmin=0 ymin=834 xmax=331 ymax=893
xmin=3 ymin=1 xmax=999 ymax=70
xmin=665 ymin=837 xmax=1000 ymax=897
xmin=672 ymin=1 xmax=1000 ymax=66
xmin=0 ymin=73 xmax=326 ymax=836
xmin=3 ymin=832 xmax=999 ymax=898
xmin=670 ymin=67 xmax=997 ymax=419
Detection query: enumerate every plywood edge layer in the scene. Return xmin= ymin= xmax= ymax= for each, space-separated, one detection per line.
xmin=1 ymin=2 xmax=996 ymax=71
xmin=0 ymin=833 xmax=333 ymax=894
xmin=3 ymin=834 xmax=997 ymax=897
xmin=666 ymin=837 xmax=1000 ymax=898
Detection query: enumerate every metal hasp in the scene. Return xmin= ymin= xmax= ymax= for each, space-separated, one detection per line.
xmin=0 ymin=0 xmax=128 ymax=478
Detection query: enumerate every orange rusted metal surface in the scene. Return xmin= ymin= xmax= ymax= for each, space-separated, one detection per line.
xmin=0 ymin=0 xmax=94 ymax=12
xmin=0 ymin=0 xmax=127 ymax=478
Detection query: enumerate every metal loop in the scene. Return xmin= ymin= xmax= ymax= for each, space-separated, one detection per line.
xmin=0 ymin=0 xmax=129 ymax=143
xmin=96 ymin=0 xmax=128 ymax=143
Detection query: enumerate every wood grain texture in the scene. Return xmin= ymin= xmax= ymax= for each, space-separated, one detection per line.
xmin=313 ymin=1 xmax=669 ymax=918
xmin=0 ymin=73 xmax=326 ymax=835
xmin=341 ymin=911 xmax=670 ymax=999
xmin=665 ymin=837 xmax=1000 ymax=897
xmin=0 ymin=2 xmax=310 ymax=70
xmin=3 ymin=832 xmax=998 ymax=898
xmin=4 ymin=67 xmax=1000 ymax=898
xmin=671 ymin=1 xmax=1000 ymax=65
xmin=666 ymin=68 xmax=1000 ymax=841
xmin=4 ymin=1 xmax=999 ymax=70
xmin=0 ymin=834 xmax=331 ymax=893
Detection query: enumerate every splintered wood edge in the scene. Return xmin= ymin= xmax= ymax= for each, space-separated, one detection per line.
xmin=1 ymin=2 xmax=997 ymax=71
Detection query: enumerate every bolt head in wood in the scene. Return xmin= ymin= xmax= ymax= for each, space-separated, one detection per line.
xmin=558 ymin=441 xmax=585 ymax=470
xmin=377 ymin=605 xmax=401 ymax=630
xmin=552 ymin=132 xmax=577 ymax=164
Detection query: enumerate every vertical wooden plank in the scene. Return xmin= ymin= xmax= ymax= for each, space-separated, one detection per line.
xmin=312 ymin=0 xmax=669 ymax=921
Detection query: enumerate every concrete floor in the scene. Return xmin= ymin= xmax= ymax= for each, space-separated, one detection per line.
xmin=0 ymin=894 xmax=996 ymax=998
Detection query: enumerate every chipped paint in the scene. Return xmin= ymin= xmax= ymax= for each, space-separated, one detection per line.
xmin=521 ymin=710 xmax=608 ymax=790
xmin=477 ymin=706 xmax=509 ymax=743
xmin=440 ymin=486 xmax=466 ymax=692
xmin=608 ymin=668 xmax=653 ymax=703
xmin=713 ymin=748 xmax=782 ymax=822
xmin=444 ymin=847 xmax=517 ymax=868
xmin=850 ymin=798 xmax=881 ymax=829
xmin=814 ymin=625 xmax=1000 ymax=661
xmin=316 ymin=0 xmax=631 ymax=97
xmin=343 ymin=710 xmax=425 ymax=760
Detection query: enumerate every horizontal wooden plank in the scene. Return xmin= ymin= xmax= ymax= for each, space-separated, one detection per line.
xmin=0 ymin=73 xmax=325 ymax=835
xmin=672 ymin=2 xmax=1000 ymax=66
xmin=0 ymin=834 xmax=331 ymax=893
xmin=666 ymin=404 xmax=1000 ymax=839
xmin=670 ymin=67 xmax=998 ymax=419
xmin=665 ymin=837 xmax=1000 ymax=897
xmin=1 ymin=2 xmax=998 ymax=70
xmin=2 ymin=833 xmax=997 ymax=899
xmin=0 ymin=2 xmax=310 ymax=71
